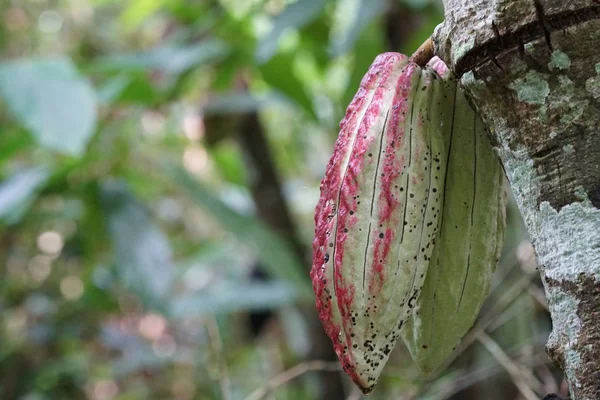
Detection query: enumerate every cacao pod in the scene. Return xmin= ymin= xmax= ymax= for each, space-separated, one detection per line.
xmin=311 ymin=53 xmax=447 ymax=393
xmin=401 ymin=57 xmax=507 ymax=375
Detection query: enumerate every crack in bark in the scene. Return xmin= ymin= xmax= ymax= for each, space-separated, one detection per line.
xmin=533 ymin=0 xmax=554 ymax=52
xmin=455 ymin=5 xmax=600 ymax=76
xmin=589 ymin=185 xmax=600 ymax=208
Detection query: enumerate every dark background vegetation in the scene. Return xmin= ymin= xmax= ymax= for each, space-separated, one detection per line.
xmin=0 ymin=0 xmax=568 ymax=399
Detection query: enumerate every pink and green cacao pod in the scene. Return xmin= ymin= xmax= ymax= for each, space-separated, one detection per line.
xmin=311 ymin=53 xmax=506 ymax=393
xmin=311 ymin=53 xmax=447 ymax=393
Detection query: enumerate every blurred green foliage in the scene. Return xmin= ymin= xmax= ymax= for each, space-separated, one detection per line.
xmin=0 ymin=0 xmax=560 ymax=399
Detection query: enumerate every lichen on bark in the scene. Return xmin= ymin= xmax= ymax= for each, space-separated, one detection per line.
xmin=434 ymin=1 xmax=600 ymax=399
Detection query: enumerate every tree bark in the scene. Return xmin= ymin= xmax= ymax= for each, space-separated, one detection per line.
xmin=433 ymin=1 xmax=600 ymax=399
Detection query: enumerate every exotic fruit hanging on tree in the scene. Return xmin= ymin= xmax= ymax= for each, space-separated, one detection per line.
xmin=401 ymin=56 xmax=507 ymax=376
xmin=311 ymin=47 xmax=506 ymax=394
xmin=311 ymin=52 xmax=448 ymax=393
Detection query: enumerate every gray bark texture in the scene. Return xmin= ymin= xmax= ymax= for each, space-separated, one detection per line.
xmin=433 ymin=1 xmax=600 ymax=399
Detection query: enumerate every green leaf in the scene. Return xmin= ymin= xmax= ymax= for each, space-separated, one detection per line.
xmin=0 ymin=167 xmax=51 ymax=225
xmin=298 ymin=16 xmax=332 ymax=70
xmin=100 ymin=180 xmax=175 ymax=310
xmin=98 ymin=40 xmax=230 ymax=75
xmin=171 ymin=281 xmax=298 ymax=317
xmin=0 ymin=129 xmax=33 ymax=166
xmin=167 ymin=167 xmax=312 ymax=296
xmin=255 ymin=0 xmax=327 ymax=63
xmin=96 ymin=74 xmax=133 ymax=104
xmin=329 ymin=0 xmax=386 ymax=57
xmin=0 ymin=58 xmax=97 ymax=156
xmin=97 ymin=72 xmax=160 ymax=105
xmin=259 ymin=52 xmax=317 ymax=120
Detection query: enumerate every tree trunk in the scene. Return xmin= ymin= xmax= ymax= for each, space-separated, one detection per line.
xmin=433 ymin=1 xmax=600 ymax=399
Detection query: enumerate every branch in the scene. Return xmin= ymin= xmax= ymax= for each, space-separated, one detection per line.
xmin=236 ymin=111 xmax=306 ymax=261
xmin=477 ymin=332 xmax=541 ymax=400
xmin=244 ymin=361 xmax=341 ymax=400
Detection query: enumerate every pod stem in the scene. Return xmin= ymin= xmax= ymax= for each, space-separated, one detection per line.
xmin=410 ymin=37 xmax=434 ymax=67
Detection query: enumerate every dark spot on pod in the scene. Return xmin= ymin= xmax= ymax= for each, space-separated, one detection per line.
xmin=349 ymin=210 xmax=354 ymax=215
xmin=324 ymin=253 xmax=330 ymax=262
xmin=408 ymin=293 xmax=417 ymax=308
xmin=379 ymin=233 xmax=384 ymax=238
